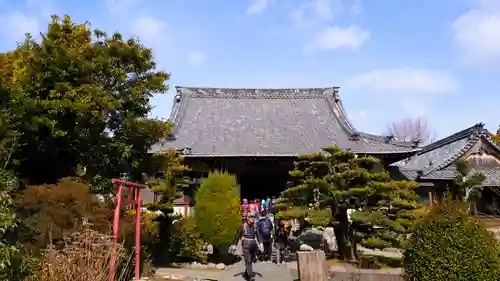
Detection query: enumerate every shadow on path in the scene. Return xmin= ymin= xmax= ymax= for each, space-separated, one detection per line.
xmin=221 ymin=262 xmax=296 ymax=281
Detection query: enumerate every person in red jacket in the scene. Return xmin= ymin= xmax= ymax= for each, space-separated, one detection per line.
xmin=249 ymin=199 xmax=257 ymax=214
xmin=241 ymin=198 xmax=249 ymax=223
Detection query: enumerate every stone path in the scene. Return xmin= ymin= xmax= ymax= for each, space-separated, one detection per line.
xmin=220 ymin=261 xmax=297 ymax=281
xmin=155 ymin=261 xmax=297 ymax=281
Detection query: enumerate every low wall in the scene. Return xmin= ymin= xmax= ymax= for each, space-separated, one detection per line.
xmin=287 ymin=262 xmax=403 ymax=281
xmin=329 ymin=268 xmax=403 ymax=281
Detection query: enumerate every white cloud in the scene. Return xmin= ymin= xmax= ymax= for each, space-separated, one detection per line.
xmin=0 ymin=12 xmax=39 ymax=42
xmin=187 ymin=50 xmax=206 ymax=65
xmin=344 ymin=68 xmax=459 ymax=95
xmin=290 ymin=0 xmax=342 ymax=28
xmin=130 ymin=16 xmax=167 ymax=43
xmin=313 ymin=25 xmax=369 ymax=51
xmin=246 ymin=0 xmax=269 ymax=15
xmin=289 ymin=0 xmax=368 ymax=52
xmin=451 ymin=1 xmax=500 ymax=65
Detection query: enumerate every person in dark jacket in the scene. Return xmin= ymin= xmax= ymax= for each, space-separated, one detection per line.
xmin=233 ymin=212 xmax=260 ymax=281
xmin=256 ymin=209 xmax=273 ymax=263
xmin=274 ymin=219 xmax=291 ymax=264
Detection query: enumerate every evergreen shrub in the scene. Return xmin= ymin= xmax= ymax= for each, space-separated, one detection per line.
xmin=170 ymin=217 xmax=207 ymax=262
xmin=194 ymin=171 xmax=241 ymax=251
xmin=403 ymin=199 xmax=500 ymax=281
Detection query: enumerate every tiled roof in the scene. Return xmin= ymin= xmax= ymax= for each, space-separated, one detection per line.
xmin=150 ymin=86 xmax=419 ymax=156
xmin=391 ymin=123 xmax=500 ymax=185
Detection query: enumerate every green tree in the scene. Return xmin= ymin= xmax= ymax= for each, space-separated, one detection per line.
xmin=453 ymin=160 xmax=485 ymax=214
xmin=492 ymin=126 xmax=500 ymax=145
xmin=278 ymin=146 xmax=421 ymax=261
xmin=0 ymin=14 xmax=171 ymax=190
xmin=146 ymin=150 xmax=191 ymax=215
xmin=145 ymin=149 xmax=192 ymax=263
xmin=194 ymin=171 xmax=241 ymax=252
xmin=0 ymin=112 xmax=28 ymax=280
xmin=404 ymin=199 xmax=500 ymax=281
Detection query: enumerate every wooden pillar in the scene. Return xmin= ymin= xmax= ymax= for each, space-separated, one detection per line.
xmin=109 ymin=179 xmax=147 ymax=281
xmin=134 ymin=187 xmax=142 ymax=280
xmin=296 ymin=250 xmax=328 ymax=281
xmin=428 ymin=189 xmax=434 ymax=207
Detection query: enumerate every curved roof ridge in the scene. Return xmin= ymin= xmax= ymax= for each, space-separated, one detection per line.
xmin=174 ymin=86 xmax=340 ymax=100
xmin=329 ymin=89 xmax=357 ymax=134
xmin=358 ymin=132 xmax=415 ymax=148
xmin=175 ymin=85 xmax=340 ymax=91
xmin=167 ymin=87 xmax=191 ymax=139
xmin=421 ymin=124 xmax=485 ymax=175
xmin=418 ymin=123 xmax=484 ymax=154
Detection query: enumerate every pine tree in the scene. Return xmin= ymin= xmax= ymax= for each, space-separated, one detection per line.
xmin=278 ymin=146 xmax=421 ymax=260
xmin=145 ymin=149 xmax=191 ymax=216
xmin=491 ymin=126 xmax=500 ymax=145
xmin=452 ymin=159 xmax=485 ymax=214
xmin=144 ymin=149 xmax=192 ymax=263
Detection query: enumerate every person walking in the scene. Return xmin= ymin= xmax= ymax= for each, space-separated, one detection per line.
xmin=255 ymin=198 xmax=261 ymax=213
xmin=256 ymin=209 xmax=273 ymax=263
xmin=268 ymin=197 xmax=277 ymax=214
xmin=233 ymin=213 xmax=260 ymax=281
xmin=249 ymin=199 xmax=257 ymax=214
xmin=241 ymin=198 xmax=249 ymax=223
xmin=274 ymin=219 xmax=291 ymax=265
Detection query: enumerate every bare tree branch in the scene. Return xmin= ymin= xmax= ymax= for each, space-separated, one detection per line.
xmin=386 ymin=117 xmax=436 ymax=146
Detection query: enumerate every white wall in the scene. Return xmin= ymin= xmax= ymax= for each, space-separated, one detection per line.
xmin=173 ymin=205 xmax=194 ymax=217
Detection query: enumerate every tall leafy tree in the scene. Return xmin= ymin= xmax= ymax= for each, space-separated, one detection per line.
xmin=0 ymin=15 xmax=171 ymax=190
xmin=278 ymin=146 xmax=421 ymax=261
xmin=0 ymin=102 xmax=27 ymax=280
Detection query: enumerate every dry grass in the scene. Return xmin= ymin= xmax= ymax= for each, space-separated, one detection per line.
xmin=25 ymin=221 xmax=133 ymax=281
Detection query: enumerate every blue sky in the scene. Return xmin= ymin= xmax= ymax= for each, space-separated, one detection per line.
xmin=0 ymin=0 xmax=499 ymax=138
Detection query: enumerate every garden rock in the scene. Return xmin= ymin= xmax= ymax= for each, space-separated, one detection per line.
xmin=322 ymin=227 xmax=337 ymax=253
xmin=216 ymin=263 xmax=226 ymax=270
xmin=191 ymin=262 xmax=203 ymax=269
xmin=293 ymin=228 xmax=323 ymax=250
xmin=383 ymin=247 xmax=402 ymax=254
xmin=207 ymin=262 xmax=217 ymax=269
xmin=299 ymin=244 xmax=314 ymax=251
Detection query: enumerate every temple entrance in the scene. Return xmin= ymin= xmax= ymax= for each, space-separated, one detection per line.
xmin=185 ymin=156 xmax=295 ymax=201
xmin=235 ymin=157 xmax=294 ymax=200
xmin=238 ymin=169 xmax=290 ymax=200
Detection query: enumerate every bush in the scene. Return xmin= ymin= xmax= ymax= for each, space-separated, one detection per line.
xmin=14 ymin=180 xmax=113 ymax=254
xmin=0 ymin=169 xmax=32 ymax=281
xmin=194 ymin=171 xmax=241 ymax=251
xmin=403 ymin=199 xmax=500 ymax=281
xmin=25 ymin=222 xmax=132 ymax=281
xmin=120 ymin=210 xmax=159 ymax=275
xmin=170 ymin=217 xmax=207 ymax=263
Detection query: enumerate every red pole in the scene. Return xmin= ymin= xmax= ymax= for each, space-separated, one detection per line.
xmin=109 ymin=184 xmax=123 ymax=281
xmin=135 ymin=187 xmax=142 ymax=280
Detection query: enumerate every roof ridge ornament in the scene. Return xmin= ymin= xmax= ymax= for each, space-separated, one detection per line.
xmin=384 ymin=135 xmax=395 ymax=143
xmin=349 ymin=132 xmax=360 ymax=141
xmin=333 ymin=88 xmax=340 ymax=101
xmin=412 ymin=139 xmax=421 ymax=148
